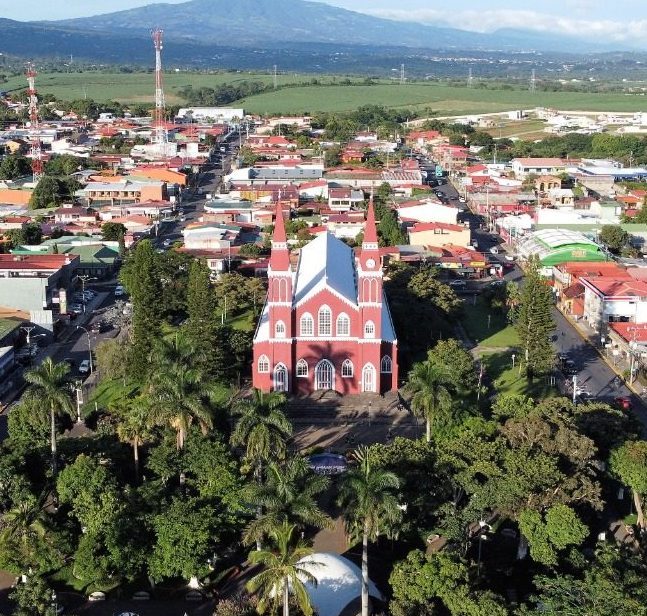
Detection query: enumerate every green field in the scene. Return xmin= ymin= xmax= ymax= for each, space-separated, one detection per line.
xmin=4 ymin=71 xmax=647 ymax=115
xmin=238 ymin=83 xmax=647 ymax=115
xmin=0 ymin=71 xmax=339 ymax=105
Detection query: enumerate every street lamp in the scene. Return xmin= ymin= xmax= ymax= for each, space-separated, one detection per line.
xmin=51 ymin=590 xmax=57 ymax=616
xmin=76 ymin=326 xmax=93 ymax=374
xmin=73 ymin=274 xmax=95 ymax=314
xmin=477 ymin=519 xmax=490 ymax=577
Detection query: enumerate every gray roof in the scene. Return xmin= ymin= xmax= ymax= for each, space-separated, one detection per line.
xmin=294 ymin=232 xmax=357 ymax=306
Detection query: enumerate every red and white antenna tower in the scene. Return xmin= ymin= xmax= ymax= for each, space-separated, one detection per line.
xmin=25 ymin=62 xmax=43 ymax=183
xmin=151 ymin=28 xmax=168 ymax=153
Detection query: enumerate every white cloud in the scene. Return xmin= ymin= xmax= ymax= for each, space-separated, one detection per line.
xmin=369 ymin=7 xmax=647 ymax=42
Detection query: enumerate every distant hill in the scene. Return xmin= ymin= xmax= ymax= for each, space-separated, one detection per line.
xmin=47 ymin=0 xmax=627 ymax=54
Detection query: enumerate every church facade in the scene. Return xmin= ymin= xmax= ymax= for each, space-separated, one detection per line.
xmin=252 ymin=202 xmax=398 ymax=395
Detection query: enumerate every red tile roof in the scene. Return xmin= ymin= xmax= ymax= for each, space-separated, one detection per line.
xmin=610 ymin=322 xmax=647 ymax=344
xmin=0 ymin=254 xmax=78 ymax=270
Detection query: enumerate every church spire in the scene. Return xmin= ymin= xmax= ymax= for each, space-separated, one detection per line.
xmin=363 ymin=193 xmax=378 ymax=247
xmin=270 ymin=201 xmax=290 ymax=271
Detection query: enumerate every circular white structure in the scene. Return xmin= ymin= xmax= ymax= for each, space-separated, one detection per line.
xmin=297 ymin=552 xmax=384 ymax=616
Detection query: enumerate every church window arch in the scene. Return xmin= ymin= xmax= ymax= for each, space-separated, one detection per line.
xmin=336 ymin=313 xmax=350 ymax=337
xmin=300 ymin=313 xmax=314 ymax=336
xmin=318 ymin=305 xmax=332 ymax=336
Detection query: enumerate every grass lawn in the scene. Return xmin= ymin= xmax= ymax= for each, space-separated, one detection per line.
xmin=480 ymin=351 xmax=557 ymax=399
xmin=86 ymin=378 xmax=139 ymax=413
xmin=227 ymin=307 xmax=257 ymax=331
xmin=462 ymin=298 xmax=520 ymax=348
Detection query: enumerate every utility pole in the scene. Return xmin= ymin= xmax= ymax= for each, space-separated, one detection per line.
xmin=20 ymin=325 xmax=36 ymax=345
xmin=572 ymin=374 xmax=577 ymax=405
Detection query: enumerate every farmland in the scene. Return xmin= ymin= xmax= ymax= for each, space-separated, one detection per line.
xmin=3 ymin=71 xmax=647 ymax=116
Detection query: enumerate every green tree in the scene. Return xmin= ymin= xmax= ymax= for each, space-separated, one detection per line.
xmin=246 ymin=521 xmax=317 ymax=616
xmin=404 ymin=360 xmax=453 ymax=442
xmin=0 ymin=154 xmax=31 ymax=180
xmin=111 ymin=396 xmax=153 ymax=482
xmin=120 ymin=239 xmax=163 ymax=378
xmin=29 ymin=176 xmax=62 ymax=209
xmin=185 ymin=259 xmax=218 ymax=363
xmin=149 ymin=496 xmax=219 ymax=582
xmin=9 ymin=574 xmax=54 ymax=616
xmin=231 ymin=389 xmax=292 ymax=475
xmin=101 ymin=221 xmax=128 ymax=241
xmin=516 ymin=256 xmax=555 ymax=376
xmin=94 ymin=338 xmax=128 ymax=382
xmin=427 ymin=338 xmax=477 ymax=395
xmin=22 ymin=358 xmax=74 ymax=475
xmin=518 ymin=504 xmax=588 ymax=566
xmin=609 ymin=440 xmax=647 ymax=529
xmin=242 ymin=457 xmax=332 ymax=547
xmin=148 ymin=334 xmax=227 ymax=449
xmin=598 ymin=224 xmax=629 ymax=254
xmin=389 ymin=550 xmax=508 ymax=616
xmin=525 ymin=545 xmax=647 ymax=615
xmin=338 ymin=446 xmax=401 ymax=616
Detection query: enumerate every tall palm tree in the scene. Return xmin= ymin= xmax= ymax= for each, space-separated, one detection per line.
xmin=231 ymin=388 xmax=292 ymax=474
xmin=23 ymin=358 xmax=74 ymax=475
xmin=149 ymin=364 xmax=226 ymax=449
xmin=338 ymin=446 xmax=402 ymax=616
xmin=0 ymin=495 xmax=48 ymax=572
xmin=111 ymin=396 xmax=153 ymax=482
xmin=242 ymin=457 xmax=332 ymax=547
xmin=404 ymin=360 xmax=453 ymax=442
xmin=246 ymin=521 xmax=318 ymax=616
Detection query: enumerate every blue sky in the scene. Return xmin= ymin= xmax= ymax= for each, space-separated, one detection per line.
xmin=2 ymin=0 xmax=646 ymax=42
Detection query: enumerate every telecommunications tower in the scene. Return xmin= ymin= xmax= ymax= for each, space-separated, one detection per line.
xmin=151 ymin=28 xmax=168 ymax=153
xmin=25 ymin=63 xmax=43 ymax=183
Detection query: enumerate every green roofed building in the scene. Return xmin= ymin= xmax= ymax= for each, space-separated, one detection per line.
xmin=12 ymin=238 xmax=120 ymax=279
xmin=517 ymin=229 xmax=607 ymax=267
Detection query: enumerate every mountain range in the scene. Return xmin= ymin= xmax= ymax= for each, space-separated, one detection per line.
xmin=46 ymin=0 xmax=625 ymax=54
xmin=0 ymin=0 xmax=639 ymax=74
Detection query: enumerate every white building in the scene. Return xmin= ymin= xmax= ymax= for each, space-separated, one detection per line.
xmin=396 ymin=199 xmax=459 ymax=225
xmin=176 ymin=107 xmax=245 ymax=122
xmin=581 ymin=276 xmax=647 ymax=332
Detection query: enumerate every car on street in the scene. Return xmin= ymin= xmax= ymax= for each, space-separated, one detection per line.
xmin=490 ymin=246 xmax=500 ymax=254
xmin=163 ymin=239 xmax=172 ymax=248
xmin=114 ymin=285 xmax=125 ymax=297
xmin=504 ymin=254 xmax=515 ymax=262
xmin=561 ymin=359 xmax=578 ymax=375
xmin=69 ymin=304 xmax=84 ymax=314
xmin=78 ymin=359 xmax=91 ymax=375
xmin=614 ymin=396 xmax=632 ymax=411
xmin=449 ymin=279 xmax=467 ymax=289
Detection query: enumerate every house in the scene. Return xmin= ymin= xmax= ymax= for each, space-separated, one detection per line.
xmin=397 ymin=199 xmax=459 ymax=226
xmin=328 ymin=188 xmax=365 ymax=212
xmin=253 ymin=202 xmax=398 ymax=395
xmin=407 ymin=222 xmax=471 ymax=248
xmin=581 ymin=275 xmax=647 ymax=332
xmin=511 ymin=158 xmax=566 ymax=179
xmin=324 ymin=213 xmax=366 ymax=240
xmin=53 ymin=205 xmax=98 ymax=225
xmin=182 ymin=223 xmax=241 ymax=250
xmin=76 ymin=180 xmax=167 ymax=205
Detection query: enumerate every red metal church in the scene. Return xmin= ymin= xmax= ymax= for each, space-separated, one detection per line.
xmin=252 ymin=201 xmax=398 ymax=395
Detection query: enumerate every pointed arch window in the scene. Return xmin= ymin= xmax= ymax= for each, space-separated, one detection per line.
xmin=318 ymin=305 xmax=332 ymax=336
xmin=362 ymin=363 xmax=376 ymax=393
xmin=380 ymin=355 xmax=392 ymax=373
xmin=300 ymin=313 xmax=314 ymax=336
xmin=336 ymin=313 xmax=350 ymax=337
xmin=364 ymin=320 xmax=375 ymax=338
xmin=258 ymin=355 xmax=270 ymax=373
xmin=273 ymin=363 xmax=288 ymax=392
xmin=341 ymin=359 xmax=354 ymax=378
xmin=296 ymin=359 xmax=309 ymax=378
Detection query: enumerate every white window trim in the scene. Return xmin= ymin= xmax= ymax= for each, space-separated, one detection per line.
xmin=318 ymin=305 xmax=332 ymax=337
xmin=341 ymin=359 xmax=354 ymax=378
xmin=258 ymin=355 xmax=270 ymax=373
xmin=364 ymin=320 xmax=375 ymax=338
xmin=296 ymin=359 xmax=309 ymax=378
xmin=381 ymin=355 xmax=392 ymax=373
xmin=300 ymin=313 xmax=314 ymax=336
xmin=336 ymin=313 xmax=350 ymax=337
xmin=275 ymin=320 xmax=286 ymax=338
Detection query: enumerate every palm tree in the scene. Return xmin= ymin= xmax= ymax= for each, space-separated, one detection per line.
xmin=242 ymin=457 xmax=332 ymax=547
xmin=338 ymin=446 xmax=402 ymax=616
xmin=246 ymin=521 xmax=318 ymax=616
xmin=23 ymin=358 xmax=74 ymax=475
xmin=404 ymin=360 xmax=453 ymax=442
xmin=0 ymin=496 xmax=48 ymax=572
xmin=149 ymin=365 xmax=226 ymax=449
xmin=111 ymin=396 xmax=152 ymax=482
xmin=231 ymin=388 xmax=292 ymax=474
xmin=149 ymin=334 xmax=228 ymax=449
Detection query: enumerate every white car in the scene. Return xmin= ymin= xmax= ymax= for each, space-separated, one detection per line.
xmin=489 ymin=246 xmax=500 ymax=254
xmin=114 ymin=285 xmax=125 ymax=297
xmin=504 ymin=254 xmax=515 ymax=262
xmin=79 ymin=359 xmax=91 ymax=375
